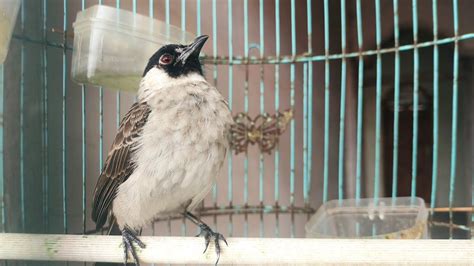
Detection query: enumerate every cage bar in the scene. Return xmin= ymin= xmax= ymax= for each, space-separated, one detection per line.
xmin=392 ymin=0 xmax=401 ymax=199
xmin=19 ymin=0 xmax=25 ymax=232
xmin=430 ymin=0 xmax=439 ymax=208
xmin=181 ymin=0 xmax=186 ymax=32
xmin=274 ymin=0 xmax=281 ymax=238
xmin=411 ymin=0 xmax=420 ymax=200
xmin=211 ymin=0 xmax=218 ymax=220
xmin=9 ymin=33 xmax=474 ymax=65
xmin=179 ymin=0 xmax=186 ymax=238
xmin=289 ymin=0 xmax=296 ymax=238
xmin=81 ymin=0 xmax=87 ymax=236
xmin=62 ymin=0 xmax=68 ymax=234
xmin=0 ymin=64 xmax=4 ymax=232
xmin=258 ymin=0 xmax=265 ymax=238
xmin=165 ymin=0 xmax=170 ymax=25
xmin=322 ymin=0 xmax=330 ymax=203
xmin=115 ymin=0 xmax=121 ymax=131
xmin=355 ymin=0 xmax=364 ymax=201
xmin=243 ymin=0 xmax=249 ymax=238
xmin=303 ymin=63 xmax=308 ymax=205
xmin=201 ymin=33 xmax=474 ymax=65
xmin=273 ymin=0 xmax=280 ymax=206
xmin=305 ymin=0 xmax=313 ymax=207
xmin=42 ymin=0 xmax=50 ymax=233
xmin=227 ymin=0 xmax=234 ymax=237
xmin=373 ymin=0 xmax=382 ymax=203
xmin=337 ymin=0 xmax=347 ymax=201
xmin=448 ymin=0 xmax=459 ymax=213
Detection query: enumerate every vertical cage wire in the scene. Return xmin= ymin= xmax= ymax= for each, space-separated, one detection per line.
xmin=211 ymin=0 xmax=218 ymax=232
xmin=115 ymin=0 xmax=122 ymax=131
xmin=226 ymin=0 xmax=233 ymax=237
xmin=337 ymin=0 xmax=347 ymax=201
xmin=0 ymin=64 xmax=4 ymax=233
xmin=181 ymin=0 xmax=188 ymax=238
xmin=62 ymin=0 xmax=68 ymax=235
xmin=448 ymin=0 xmax=459 ymax=227
xmin=258 ymin=0 xmax=265 ymax=238
xmin=411 ymin=0 xmax=419 ymax=201
xmin=289 ymin=0 xmax=296 ymax=238
xmin=273 ymin=0 xmax=281 ymax=238
xmin=305 ymin=0 xmax=313 ymax=209
xmin=373 ymin=0 xmax=382 ymax=204
xmin=42 ymin=0 xmax=49 ymax=235
xmin=355 ymin=0 xmax=364 ymax=201
xmin=19 ymin=0 xmax=25 ymax=232
xmin=430 ymin=0 xmax=439 ymax=209
xmin=243 ymin=0 xmax=249 ymax=238
xmin=391 ymin=0 xmax=400 ymax=200
xmin=81 ymin=0 xmax=87 ymax=236
xmin=322 ymin=0 xmax=330 ymax=203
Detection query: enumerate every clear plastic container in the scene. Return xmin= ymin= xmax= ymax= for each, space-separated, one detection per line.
xmin=0 ymin=0 xmax=21 ymax=63
xmin=305 ymin=197 xmax=428 ymax=239
xmin=71 ymin=5 xmax=194 ymax=92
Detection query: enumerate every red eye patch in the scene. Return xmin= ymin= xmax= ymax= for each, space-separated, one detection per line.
xmin=159 ymin=54 xmax=173 ymax=65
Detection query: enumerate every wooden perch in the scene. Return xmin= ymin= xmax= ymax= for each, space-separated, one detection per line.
xmin=0 ymin=233 xmax=472 ymax=264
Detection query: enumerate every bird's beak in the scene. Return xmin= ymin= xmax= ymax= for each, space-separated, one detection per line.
xmin=175 ymin=35 xmax=209 ymax=65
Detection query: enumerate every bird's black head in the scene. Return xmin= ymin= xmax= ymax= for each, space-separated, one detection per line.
xmin=143 ymin=35 xmax=208 ymax=78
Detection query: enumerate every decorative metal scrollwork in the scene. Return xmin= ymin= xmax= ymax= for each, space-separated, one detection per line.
xmin=230 ymin=109 xmax=293 ymax=154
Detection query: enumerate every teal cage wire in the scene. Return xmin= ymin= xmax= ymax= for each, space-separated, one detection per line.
xmin=0 ymin=0 xmax=473 ymax=264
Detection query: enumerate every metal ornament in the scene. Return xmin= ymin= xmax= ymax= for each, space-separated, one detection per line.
xmin=230 ymin=109 xmax=293 ymax=154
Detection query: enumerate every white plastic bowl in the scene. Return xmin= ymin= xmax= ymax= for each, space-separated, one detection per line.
xmin=305 ymin=197 xmax=429 ymax=239
xmin=71 ymin=5 xmax=194 ymax=92
xmin=0 ymin=0 xmax=21 ymax=63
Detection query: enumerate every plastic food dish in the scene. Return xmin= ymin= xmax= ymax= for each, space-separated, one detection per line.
xmin=71 ymin=5 xmax=195 ymax=92
xmin=0 ymin=0 xmax=21 ymax=64
xmin=305 ymin=197 xmax=429 ymax=239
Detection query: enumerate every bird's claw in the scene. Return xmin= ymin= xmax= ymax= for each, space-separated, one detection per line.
xmin=196 ymin=224 xmax=228 ymax=265
xmin=122 ymin=227 xmax=146 ymax=266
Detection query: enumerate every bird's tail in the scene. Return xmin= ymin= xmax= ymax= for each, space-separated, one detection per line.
xmin=94 ymin=219 xmax=134 ymax=266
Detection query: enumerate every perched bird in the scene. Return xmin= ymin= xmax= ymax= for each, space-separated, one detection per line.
xmin=92 ymin=35 xmax=233 ymax=265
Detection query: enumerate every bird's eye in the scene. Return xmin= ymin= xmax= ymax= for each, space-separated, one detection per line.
xmin=159 ymin=54 xmax=174 ymax=65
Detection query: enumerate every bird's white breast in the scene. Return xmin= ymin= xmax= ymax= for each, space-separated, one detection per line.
xmin=113 ymin=73 xmax=232 ymax=230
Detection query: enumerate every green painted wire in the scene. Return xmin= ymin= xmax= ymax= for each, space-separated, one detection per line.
xmin=448 ymin=0 xmax=459 ymax=215
xmin=62 ymin=0 xmax=68 ymax=234
xmin=290 ymin=0 xmax=296 ymax=238
xmin=243 ymin=0 xmax=249 ymax=237
xmin=0 ymin=64 xmax=4 ymax=232
xmin=274 ymin=0 xmax=281 ymax=238
xmin=81 ymin=0 xmax=87 ymax=236
xmin=306 ymin=0 xmax=313 ymax=206
xmin=211 ymin=0 xmax=218 ymax=219
xmin=227 ymin=0 xmax=234 ymax=237
xmin=411 ymin=0 xmax=420 ymax=201
xmin=19 ymin=0 xmax=25 ymax=232
xmin=430 ymin=0 xmax=440 ymax=209
xmin=355 ymin=0 xmax=364 ymax=201
xmin=258 ymin=0 xmax=265 ymax=237
xmin=337 ymin=0 xmax=347 ymax=201
xmin=392 ymin=0 xmax=401 ymax=200
xmin=41 ymin=0 xmax=50 ymax=233
xmin=322 ymin=0 xmax=330 ymax=203
xmin=373 ymin=0 xmax=382 ymax=204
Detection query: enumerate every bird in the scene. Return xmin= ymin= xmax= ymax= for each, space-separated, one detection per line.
xmin=91 ymin=35 xmax=233 ymax=266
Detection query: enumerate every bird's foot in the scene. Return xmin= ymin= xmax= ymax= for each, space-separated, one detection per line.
xmin=122 ymin=227 xmax=146 ymax=266
xmin=196 ymin=224 xmax=228 ymax=265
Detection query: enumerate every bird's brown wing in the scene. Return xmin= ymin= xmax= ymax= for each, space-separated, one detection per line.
xmin=91 ymin=102 xmax=151 ymax=230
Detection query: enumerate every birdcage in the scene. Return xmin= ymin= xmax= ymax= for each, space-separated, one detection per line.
xmin=0 ymin=0 xmax=472 ymax=265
